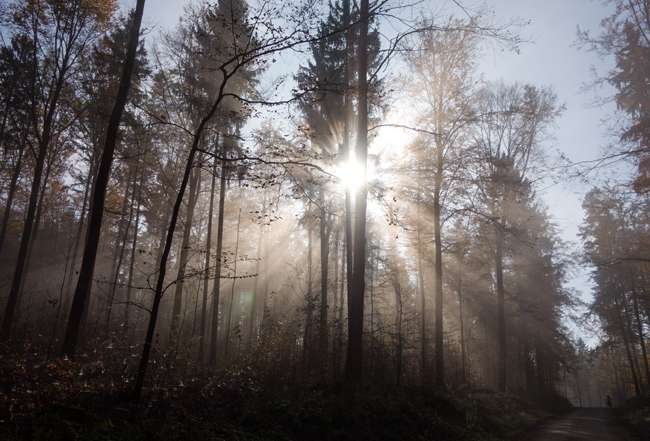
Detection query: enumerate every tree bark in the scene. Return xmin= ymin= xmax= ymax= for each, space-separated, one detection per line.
xmin=208 ymin=154 xmax=228 ymax=368
xmin=433 ymin=154 xmax=444 ymax=388
xmin=631 ymin=282 xmax=650 ymax=391
xmin=168 ymin=165 xmax=201 ymax=347
xmin=0 ymin=139 xmax=25 ymax=256
xmin=123 ymin=158 xmax=144 ymax=335
xmin=345 ymin=0 xmax=369 ymax=384
xmin=65 ymin=151 xmax=97 ymax=303
xmin=496 ymin=228 xmax=507 ymax=392
xmin=319 ymin=195 xmax=331 ymax=365
xmin=17 ymin=151 xmax=54 ymax=309
xmin=1 ymin=89 xmax=63 ymax=340
xmin=224 ymin=208 xmax=242 ymax=361
xmin=616 ymin=297 xmax=641 ymax=397
xmin=106 ymin=160 xmax=140 ymax=333
xmin=417 ymin=220 xmax=427 ymax=383
xmin=247 ymin=192 xmax=266 ymax=352
xmin=303 ymin=209 xmax=314 ymax=368
xmin=198 ymin=155 xmax=217 ymax=363
xmin=457 ymin=252 xmax=467 ymax=385
xmin=61 ymin=0 xmax=146 ymax=358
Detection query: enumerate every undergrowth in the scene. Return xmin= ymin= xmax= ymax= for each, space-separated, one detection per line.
xmin=618 ymin=396 xmax=650 ymax=441
xmin=0 ymin=347 xmax=568 ymax=440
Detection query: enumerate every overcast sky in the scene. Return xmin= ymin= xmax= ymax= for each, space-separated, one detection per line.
xmin=138 ymin=0 xmax=621 ymax=312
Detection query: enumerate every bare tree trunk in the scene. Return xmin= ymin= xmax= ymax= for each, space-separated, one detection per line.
xmin=64 ymin=150 xmax=98 ymax=306
xmin=496 ymin=228 xmax=507 ymax=392
xmin=319 ymin=194 xmax=331 ymax=366
xmin=168 ymin=165 xmax=201 ymax=347
xmin=345 ymin=0 xmax=369 ymax=384
xmin=342 ymin=0 xmax=354 ymax=348
xmin=417 ymin=224 xmax=427 ymax=382
xmin=393 ymin=279 xmax=403 ymax=388
xmin=247 ymin=199 xmax=265 ymax=352
xmin=208 ymin=154 xmax=228 ymax=368
xmin=0 ymin=139 xmax=25 ymax=256
xmin=631 ymin=283 xmax=650 ymax=391
xmin=224 ymin=208 xmax=242 ymax=361
xmin=303 ymin=210 xmax=314 ymax=369
xmin=623 ymin=295 xmax=645 ymax=395
xmin=199 ymin=155 xmax=217 ymax=363
xmin=457 ymin=253 xmax=466 ymax=385
xmin=106 ymin=160 xmax=140 ymax=333
xmin=61 ymin=0 xmax=146 ymax=357
xmin=17 ymin=152 xmax=54 ymax=311
xmin=2 ymin=127 xmax=53 ymax=341
xmin=433 ymin=145 xmax=444 ymax=389
xmin=332 ymin=228 xmax=341 ymax=374
xmin=123 ymin=161 xmax=144 ymax=335
xmin=616 ymin=297 xmax=641 ymax=397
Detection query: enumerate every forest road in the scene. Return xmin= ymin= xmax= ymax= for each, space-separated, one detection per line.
xmin=519 ymin=407 xmax=639 ymax=441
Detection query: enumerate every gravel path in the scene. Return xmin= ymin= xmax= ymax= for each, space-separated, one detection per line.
xmin=520 ymin=407 xmax=638 ymax=441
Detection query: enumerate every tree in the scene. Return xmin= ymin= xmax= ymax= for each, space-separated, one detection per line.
xmin=401 ymin=17 xmax=482 ymax=387
xmin=0 ymin=36 xmax=33 ymax=256
xmin=577 ymin=0 xmax=650 ymax=192
xmin=1 ymin=0 xmax=118 ymax=342
xmin=131 ymin=0 xmax=318 ymax=402
xmin=581 ymin=185 xmax=650 ymax=395
xmin=470 ymin=81 xmax=563 ymax=391
xmin=61 ymin=0 xmax=147 ymax=358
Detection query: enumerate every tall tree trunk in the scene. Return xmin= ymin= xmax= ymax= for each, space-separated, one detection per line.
xmin=631 ymin=282 xmax=650 ymax=391
xmin=433 ymin=158 xmax=444 ymax=388
xmin=224 ymin=208 xmax=242 ymax=361
xmin=496 ymin=228 xmax=507 ymax=392
xmin=418 ymin=222 xmax=427 ymax=382
xmin=574 ymin=369 xmax=583 ymax=407
xmin=342 ymin=0 xmax=354 ymax=335
xmin=303 ymin=210 xmax=314 ymax=368
xmin=106 ymin=160 xmax=140 ymax=333
xmin=61 ymin=0 xmax=146 ymax=357
xmin=319 ymin=195 xmax=331 ymax=365
xmin=17 ymin=152 xmax=54 ymax=311
xmin=247 ymin=202 xmax=265 ymax=352
xmin=393 ymin=278 xmax=403 ymax=388
xmin=332 ymin=228 xmax=340 ymax=373
xmin=457 ymin=252 xmax=466 ymax=385
xmin=209 ymin=154 xmax=228 ymax=368
xmin=345 ymin=0 xmax=369 ymax=384
xmin=2 ymin=120 xmax=56 ymax=340
xmin=534 ymin=331 xmax=546 ymax=393
xmin=622 ymin=295 xmax=645 ymax=395
xmin=123 ymin=158 xmax=144 ymax=334
xmin=616 ymin=297 xmax=641 ymax=397
xmin=522 ymin=311 xmax=534 ymax=393
xmin=65 ymin=152 xmax=97 ymax=302
xmin=168 ymin=165 xmax=201 ymax=347
xmin=0 ymin=139 xmax=25 ymax=256
xmin=199 ymin=155 xmax=217 ymax=363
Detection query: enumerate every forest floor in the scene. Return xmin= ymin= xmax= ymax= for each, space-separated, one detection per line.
xmin=0 ymin=365 xmax=568 ymax=441
xmin=0 ymin=387 xmax=568 ymax=441
xmin=0 ymin=349 xmax=574 ymax=440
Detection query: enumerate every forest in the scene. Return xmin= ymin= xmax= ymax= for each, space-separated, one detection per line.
xmin=1 ymin=0 xmax=650 ymax=439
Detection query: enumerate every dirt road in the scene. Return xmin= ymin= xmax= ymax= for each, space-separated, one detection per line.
xmin=520 ymin=407 xmax=638 ymax=440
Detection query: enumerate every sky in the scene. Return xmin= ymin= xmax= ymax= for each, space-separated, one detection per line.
xmin=475 ymin=0 xmax=619 ymax=309
xmin=137 ymin=0 xmax=621 ymax=317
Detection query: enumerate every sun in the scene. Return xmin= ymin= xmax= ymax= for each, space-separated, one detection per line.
xmin=336 ymin=158 xmax=365 ymax=192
